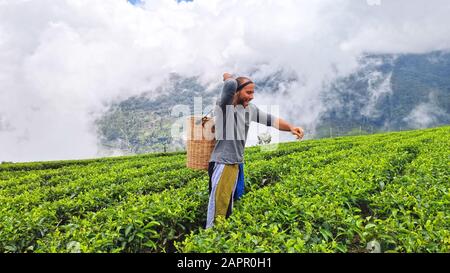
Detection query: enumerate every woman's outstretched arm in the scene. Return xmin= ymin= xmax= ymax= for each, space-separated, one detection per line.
xmin=273 ymin=117 xmax=304 ymax=139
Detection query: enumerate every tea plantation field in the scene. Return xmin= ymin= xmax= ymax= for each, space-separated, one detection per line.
xmin=1 ymin=126 xmax=448 ymax=253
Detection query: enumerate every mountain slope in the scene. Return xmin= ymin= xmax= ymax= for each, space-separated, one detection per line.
xmin=317 ymin=51 xmax=450 ymax=137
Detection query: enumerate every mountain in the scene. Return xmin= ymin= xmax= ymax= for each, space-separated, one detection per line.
xmin=96 ymin=73 xmax=217 ymax=154
xmin=96 ymin=51 xmax=450 ymax=153
xmin=317 ymin=51 xmax=450 ymax=137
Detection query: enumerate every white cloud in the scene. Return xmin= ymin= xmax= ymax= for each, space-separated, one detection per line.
xmin=0 ymin=0 xmax=449 ymax=162
xmin=403 ymin=92 xmax=448 ymax=129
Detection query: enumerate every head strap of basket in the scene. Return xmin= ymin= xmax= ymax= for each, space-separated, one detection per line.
xmin=186 ymin=109 xmax=216 ymax=170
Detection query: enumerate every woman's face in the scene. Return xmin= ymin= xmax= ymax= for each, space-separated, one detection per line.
xmin=236 ymin=83 xmax=255 ymax=108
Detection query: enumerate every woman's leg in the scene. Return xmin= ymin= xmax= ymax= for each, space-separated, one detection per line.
xmin=206 ymin=163 xmax=239 ymax=228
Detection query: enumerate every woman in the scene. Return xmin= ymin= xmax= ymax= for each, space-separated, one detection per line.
xmin=206 ymin=73 xmax=304 ymax=228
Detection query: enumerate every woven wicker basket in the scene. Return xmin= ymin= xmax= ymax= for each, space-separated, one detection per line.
xmin=186 ymin=116 xmax=216 ymax=170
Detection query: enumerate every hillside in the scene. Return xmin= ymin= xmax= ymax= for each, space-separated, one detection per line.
xmin=96 ymin=73 xmax=217 ymax=154
xmin=1 ymin=126 xmax=448 ymax=253
xmin=318 ymin=51 xmax=450 ymax=137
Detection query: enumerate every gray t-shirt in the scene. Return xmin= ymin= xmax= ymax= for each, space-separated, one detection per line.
xmin=209 ymin=78 xmax=275 ymax=164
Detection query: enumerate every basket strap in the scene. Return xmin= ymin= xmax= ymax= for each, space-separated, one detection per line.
xmin=199 ymin=108 xmax=214 ymax=127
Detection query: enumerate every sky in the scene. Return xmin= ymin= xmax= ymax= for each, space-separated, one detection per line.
xmin=0 ymin=0 xmax=449 ymax=162
xmin=128 ymin=0 xmax=142 ymax=5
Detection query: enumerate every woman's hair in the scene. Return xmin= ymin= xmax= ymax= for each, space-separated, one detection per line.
xmin=235 ymin=76 xmax=253 ymax=92
xmin=235 ymin=76 xmax=252 ymax=85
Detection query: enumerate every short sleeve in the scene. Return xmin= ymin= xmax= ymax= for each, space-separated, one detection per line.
xmin=250 ymin=104 xmax=274 ymax=126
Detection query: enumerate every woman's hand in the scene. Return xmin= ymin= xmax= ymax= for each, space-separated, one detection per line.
xmin=273 ymin=118 xmax=305 ymax=140
xmin=291 ymin=127 xmax=304 ymax=140
xmin=223 ymin=73 xmax=233 ymax=81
